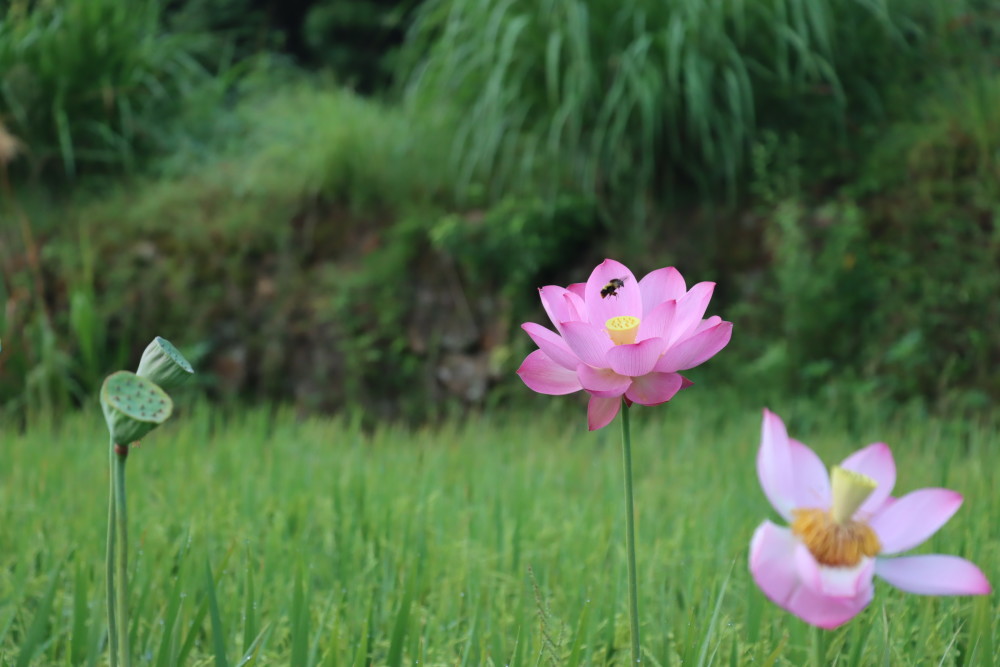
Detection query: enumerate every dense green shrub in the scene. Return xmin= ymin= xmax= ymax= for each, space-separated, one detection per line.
xmin=857 ymin=72 xmax=1000 ymax=405
xmin=165 ymin=0 xmax=277 ymax=59
xmin=0 ymin=83 xmax=599 ymax=421
xmin=165 ymin=0 xmax=420 ymax=92
xmin=734 ymin=70 xmax=1000 ymax=407
xmin=303 ymin=0 xmax=419 ymax=91
xmin=740 ymin=198 xmax=997 ymax=408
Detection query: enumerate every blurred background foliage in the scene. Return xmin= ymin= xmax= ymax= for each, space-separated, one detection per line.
xmin=0 ymin=0 xmax=997 ymax=425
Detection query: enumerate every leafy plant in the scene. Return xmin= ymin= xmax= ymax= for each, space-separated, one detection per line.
xmin=0 ymin=0 xmax=214 ymax=179
xmin=400 ymin=0 xmax=976 ymax=211
xmin=303 ymin=0 xmax=418 ymax=92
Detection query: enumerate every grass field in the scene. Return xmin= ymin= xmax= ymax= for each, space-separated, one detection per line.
xmin=1 ymin=393 xmax=997 ymax=666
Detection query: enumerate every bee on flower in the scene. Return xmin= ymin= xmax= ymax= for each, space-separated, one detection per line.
xmin=516 ymin=259 xmax=733 ymax=430
xmin=600 ymin=277 xmax=627 ymax=299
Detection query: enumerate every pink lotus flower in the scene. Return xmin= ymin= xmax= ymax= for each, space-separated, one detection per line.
xmin=750 ymin=409 xmax=991 ymax=629
xmin=516 ymin=259 xmax=732 ymax=430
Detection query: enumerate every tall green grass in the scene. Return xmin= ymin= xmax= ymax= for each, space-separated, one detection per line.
xmin=0 ymin=0 xmax=214 ymax=179
xmin=1 ymin=394 xmax=996 ymax=664
xmin=401 ymin=0 xmax=980 ymax=206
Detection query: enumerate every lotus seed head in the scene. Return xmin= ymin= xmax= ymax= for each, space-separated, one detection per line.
xmin=101 ymin=371 xmax=174 ymax=445
xmin=136 ymin=336 xmax=194 ymax=389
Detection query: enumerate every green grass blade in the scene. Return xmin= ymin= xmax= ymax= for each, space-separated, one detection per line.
xmin=242 ymin=551 xmax=257 ymax=656
xmin=308 ymin=593 xmax=338 ymax=667
xmin=15 ymin=562 xmax=62 ymax=667
xmin=176 ymin=588 xmax=210 ymax=664
xmin=565 ymin=595 xmax=592 ymax=667
xmin=53 ymin=102 xmax=76 ymax=179
xmin=129 ymin=568 xmax=155 ymax=656
xmin=697 ymin=561 xmax=734 ymax=667
xmin=760 ymin=633 xmax=788 ymax=667
xmin=235 ymin=625 xmax=271 ymax=667
xmin=290 ymin=567 xmax=309 ymax=667
xmin=154 ymin=566 xmax=186 ymax=667
xmin=0 ymin=543 xmax=32 ymax=645
xmin=70 ymin=562 xmax=89 ymax=666
xmin=351 ymin=596 xmax=372 ymax=667
xmin=971 ymin=595 xmax=994 ymax=667
xmin=205 ymin=561 xmax=231 ymax=667
xmin=385 ymin=577 xmax=413 ymax=667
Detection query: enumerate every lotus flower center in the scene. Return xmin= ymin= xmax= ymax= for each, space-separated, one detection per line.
xmin=790 ymin=466 xmax=881 ymax=567
xmin=605 ymin=316 xmax=640 ymax=345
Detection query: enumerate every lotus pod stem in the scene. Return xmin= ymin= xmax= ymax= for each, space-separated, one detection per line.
xmin=106 ymin=444 xmax=118 ymax=667
xmin=113 ymin=452 xmax=130 ymax=667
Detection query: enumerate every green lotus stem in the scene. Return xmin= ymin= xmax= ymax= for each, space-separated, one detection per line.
xmin=100 ymin=338 xmax=192 ymax=667
xmin=620 ymin=399 xmax=640 ymax=663
xmin=113 ymin=447 xmax=131 ymax=667
xmin=106 ymin=443 xmax=118 ymax=667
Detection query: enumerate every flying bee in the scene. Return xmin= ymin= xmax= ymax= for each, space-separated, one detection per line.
xmin=600 ymin=277 xmax=627 ymax=299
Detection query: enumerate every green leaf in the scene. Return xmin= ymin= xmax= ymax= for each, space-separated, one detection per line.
xmin=386 ymin=577 xmax=413 ymax=667
xmin=205 ymin=561 xmax=231 ymax=667
xmin=242 ymin=550 xmax=257 ymax=656
xmin=70 ymin=562 xmax=89 ymax=666
xmin=15 ymin=562 xmax=63 ymax=667
xmin=290 ymin=567 xmax=309 ymax=667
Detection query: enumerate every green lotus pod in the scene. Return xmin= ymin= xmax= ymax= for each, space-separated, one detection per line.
xmin=101 ymin=371 xmax=174 ymax=445
xmin=136 ymin=336 xmax=193 ymax=389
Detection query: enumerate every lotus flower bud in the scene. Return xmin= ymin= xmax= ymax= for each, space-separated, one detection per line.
xmin=136 ymin=336 xmax=193 ymax=389
xmin=101 ymin=371 xmax=173 ymax=445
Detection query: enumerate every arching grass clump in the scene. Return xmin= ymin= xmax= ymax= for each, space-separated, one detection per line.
xmin=401 ymin=0 xmax=981 ymax=205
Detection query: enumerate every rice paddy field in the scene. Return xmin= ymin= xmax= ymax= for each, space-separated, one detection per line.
xmin=1 ymin=394 xmax=997 ymax=666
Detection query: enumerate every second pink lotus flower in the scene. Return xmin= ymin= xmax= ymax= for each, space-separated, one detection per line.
xmin=516 ymin=259 xmax=732 ymax=430
xmin=750 ymin=409 xmax=991 ymax=629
